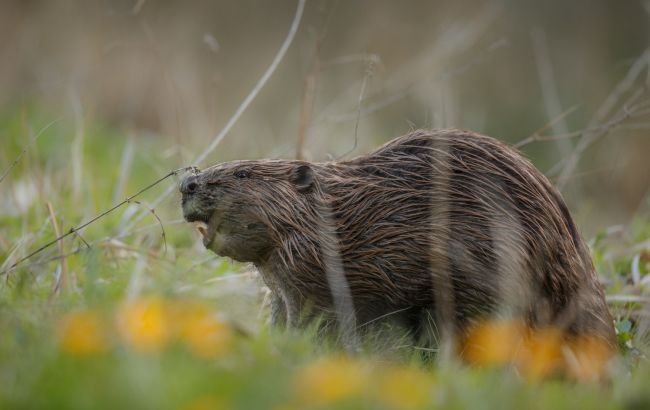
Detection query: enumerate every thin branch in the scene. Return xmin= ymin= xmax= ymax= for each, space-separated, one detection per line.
xmin=13 ymin=235 xmax=174 ymax=274
xmin=548 ymin=90 xmax=650 ymax=177
xmin=555 ymin=49 xmax=650 ymax=190
xmin=548 ymin=164 xmax=626 ymax=183
xmin=0 ymin=166 xmax=194 ymax=276
xmin=338 ymin=58 xmax=375 ymax=159
xmin=70 ymin=228 xmax=91 ymax=249
xmin=55 ymin=218 xmax=187 ymax=267
xmin=543 ymin=104 xmax=646 ymax=142
xmin=193 ymin=0 xmax=306 ymax=165
xmin=126 ymin=199 xmax=168 ymax=254
xmin=513 ymin=105 xmax=580 ymax=149
xmin=119 ymin=0 xmax=306 ymax=235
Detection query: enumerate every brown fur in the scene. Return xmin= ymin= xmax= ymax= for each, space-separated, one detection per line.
xmin=180 ymin=129 xmax=616 ymax=347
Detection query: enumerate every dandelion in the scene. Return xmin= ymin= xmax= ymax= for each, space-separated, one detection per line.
xmin=271 ymin=406 xmax=299 ymax=410
xmin=117 ymin=297 xmax=170 ymax=352
xmin=182 ymin=395 xmax=229 ymax=410
xmin=294 ymin=357 xmax=368 ymax=406
xmin=517 ymin=327 xmax=564 ymax=381
xmin=564 ymin=336 xmax=614 ymax=382
xmin=178 ymin=304 xmax=232 ymax=359
xmin=464 ymin=320 xmax=615 ymax=382
xmin=462 ymin=320 xmax=527 ymax=366
xmin=375 ymin=366 xmax=435 ymax=409
xmin=58 ymin=310 xmax=107 ymax=355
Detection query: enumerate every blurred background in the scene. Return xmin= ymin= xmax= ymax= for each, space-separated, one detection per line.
xmin=1 ymin=0 xmax=649 ymax=233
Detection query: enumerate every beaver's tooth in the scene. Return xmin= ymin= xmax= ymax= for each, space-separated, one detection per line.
xmin=193 ymin=221 xmax=209 ymax=238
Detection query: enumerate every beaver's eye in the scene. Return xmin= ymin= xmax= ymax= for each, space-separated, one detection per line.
xmin=234 ymin=169 xmax=250 ymax=179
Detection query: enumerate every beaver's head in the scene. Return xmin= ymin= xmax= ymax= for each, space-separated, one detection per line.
xmin=180 ymin=160 xmax=315 ymax=263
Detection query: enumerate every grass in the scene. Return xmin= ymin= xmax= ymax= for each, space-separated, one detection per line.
xmin=1 ymin=108 xmax=650 ymax=410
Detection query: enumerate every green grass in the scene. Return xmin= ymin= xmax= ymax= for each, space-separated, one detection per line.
xmin=1 ymin=109 xmax=650 ymax=409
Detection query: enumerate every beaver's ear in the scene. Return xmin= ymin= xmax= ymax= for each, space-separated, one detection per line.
xmin=289 ymin=164 xmax=314 ymax=193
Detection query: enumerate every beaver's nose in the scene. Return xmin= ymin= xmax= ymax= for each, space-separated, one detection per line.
xmin=180 ymin=175 xmax=200 ymax=195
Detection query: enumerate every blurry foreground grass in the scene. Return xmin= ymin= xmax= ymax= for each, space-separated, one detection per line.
xmin=1 ymin=110 xmax=650 ymax=409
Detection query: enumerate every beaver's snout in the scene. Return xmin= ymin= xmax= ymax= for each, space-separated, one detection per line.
xmin=180 ymin=174 xmax=213 ymax=223
xmin=180 ymin=174 xmax=200 ymax=195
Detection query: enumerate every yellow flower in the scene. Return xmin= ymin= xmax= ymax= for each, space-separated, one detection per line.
xmin=462 ymin=320 xmax=526 ymax=366
xmin=117 ymin=297 xmax=170 ymax=352
xmin=271 ymin=406 xmax=299 ymax=410
xmin=517 ymin=327 xmax=564 ymax=381
xmin=565 ymin=336 xmax=614 ymax=382
xmin=375 ymin=366 xmax=435 ymax=409
xmin=182 ymin=395 xmax=229 ymax=410
xmin=59 ymin=310 xmax=107 ymax=355
xmin=178 ymin=304 xmax=233 ymax=359
xmin=462 ymin=319 xmax=615 ymax=382
xmin=294 ymin=357 xmax=368 ymax=406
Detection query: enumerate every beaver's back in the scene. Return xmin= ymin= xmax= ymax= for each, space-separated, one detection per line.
xmin=285 ymin=129 xmax=615 ymax=345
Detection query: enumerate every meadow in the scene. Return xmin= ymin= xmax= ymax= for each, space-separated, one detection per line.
xmin=2 ymin=1 xmax=650 ymax=409
xmin=0 ymin=108 xmax=649 ymax=410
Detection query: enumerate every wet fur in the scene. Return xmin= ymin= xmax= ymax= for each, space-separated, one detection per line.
xmin=181 ymin=129 xmax=616 ymax=347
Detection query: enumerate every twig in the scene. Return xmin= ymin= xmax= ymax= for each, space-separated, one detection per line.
xmin=126 ymin=199 xmax=168 ymax=254
xmin=0 ymin=118 xmax=60 ymax=185
xmin=547 ymin=90 xmax=649 ymax=177
xmin=46 ymin=202 xmax=67 ymax=295
xmin=31 ymin=218 xmax=186 ymax=270
xmin=548 ymin=164 xmax=626 ymax=182
xmin=0 ymin=166 xmax=194 ymax=276
xmin=119 ymin=0 xmax=306 ymax=235
xmin=70 ymin=228 xmax=91 ymax=249
xmin=191 ymin=0 xmax=304 ymax=164
xmin=514 ymin=105 xmax=580 ymax=149
xmin=537 ymin=104 xmax=646 ymax=145
xmin=17 ymin=238 xmax=172 ymax=274
xmin=338 ymin=58 xmax=375 ymax=159
xmin=555 ymin=49 xmax=650 ymax=190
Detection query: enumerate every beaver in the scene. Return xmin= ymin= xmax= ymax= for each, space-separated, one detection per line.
xmin=180 ymin=129 xmax=616 ymax=348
